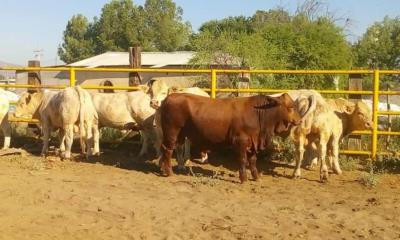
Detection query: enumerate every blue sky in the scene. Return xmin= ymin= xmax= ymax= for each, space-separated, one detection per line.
xmin=1 ymin=0 xmax=399 ymax=66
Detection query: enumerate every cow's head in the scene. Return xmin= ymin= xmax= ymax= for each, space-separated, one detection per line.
xmin=256 ymin=94 xmax=302 ymax=134
xmin=332 ymin=98 xmax=373 ymax=131
xmin=349 ymin=101 xmax=373 ymax=131
xmin=14 ymin=92 xmax=43 ymax=119
xmin=275 ymin=93 xmax=302 ymax=133
xmin=148 ymin=79 xmax=169 ymax=109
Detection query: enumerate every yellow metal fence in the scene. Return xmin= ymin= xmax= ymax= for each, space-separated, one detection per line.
xmin=1 ymin=66 xmax=400 ymax=159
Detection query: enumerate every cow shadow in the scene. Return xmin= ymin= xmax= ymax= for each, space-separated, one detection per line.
xmin=184 ymin=147 xmax=292 ymax=179
xmin=81 ymin=141 xmax=163 ymax=175
xmin=11 ymin=136 xmax=308 ymax=180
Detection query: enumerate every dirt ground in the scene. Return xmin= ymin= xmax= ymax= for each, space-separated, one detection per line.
xmin=0 ymin=141 xmax=399 ymax=240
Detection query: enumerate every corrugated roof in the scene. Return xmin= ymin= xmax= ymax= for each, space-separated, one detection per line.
xmin=68 ymin=51 xmax=196 ymax=68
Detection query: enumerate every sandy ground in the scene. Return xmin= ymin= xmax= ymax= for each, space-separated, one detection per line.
xmin=0 ymin=142 xmax=399 ymax=240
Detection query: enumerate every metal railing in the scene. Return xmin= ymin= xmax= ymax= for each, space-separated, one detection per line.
xmin=1 ymin=66 xmax=399 ymax=159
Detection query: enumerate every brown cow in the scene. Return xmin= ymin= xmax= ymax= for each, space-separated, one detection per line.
xmin=159 ymin=93 xmax=302 ymax=183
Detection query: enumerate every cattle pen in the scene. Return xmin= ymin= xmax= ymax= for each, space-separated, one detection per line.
xmin=0 ymin=66 xmax=399 ymax=160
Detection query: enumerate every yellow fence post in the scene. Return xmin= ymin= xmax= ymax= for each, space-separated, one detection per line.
xmin=371 ymin=69 xmax=380 ymax=160
xmin=70 ymin=68 xmax=76 ymax=87
xmin=211 ymin=69 xmax=217 ymax=99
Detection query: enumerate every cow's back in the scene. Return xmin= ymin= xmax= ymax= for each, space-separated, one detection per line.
xmin=91 ymin=91 xmax=155 ymax=128
xmin=40 ymin=88 xmax=80 ymax=127
xmin=161 ymin=93 xmax=255 ymax=147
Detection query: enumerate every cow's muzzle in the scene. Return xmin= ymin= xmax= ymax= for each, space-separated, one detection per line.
xmin=150 ymin=99 xmax=160 ymax=109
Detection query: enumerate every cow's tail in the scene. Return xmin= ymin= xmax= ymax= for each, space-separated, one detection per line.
xmin=74 ymin=86 xmax=87 ymax=154
xmin=299 ymin=94 xmax=317 ymax=131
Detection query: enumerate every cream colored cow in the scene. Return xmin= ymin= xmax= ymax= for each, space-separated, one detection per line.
xmin=287 ymin=90 xmax=372 ymax=181
xmin=14 ymin=86 xmax=99 ymax=159
xmin=89 ymin=86 xmax=158 ymax=159
xmin=0 ymin=89 xmax=15 ymax=149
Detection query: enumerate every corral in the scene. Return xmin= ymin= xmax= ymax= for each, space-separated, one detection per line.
xmin=0 ymin=66 xmax=399 ymax=239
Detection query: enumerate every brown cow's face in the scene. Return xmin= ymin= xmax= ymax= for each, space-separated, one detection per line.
xmin=275 ymin=93 xmax=302 ymax=133
xmin=14 ymin=92 xmax=42 ymax=119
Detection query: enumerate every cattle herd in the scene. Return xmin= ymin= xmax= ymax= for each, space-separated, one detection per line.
xmin=0 ymin=79 xmax=373 ymax=183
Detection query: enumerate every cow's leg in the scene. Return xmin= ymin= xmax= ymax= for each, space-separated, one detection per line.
xmin=85 ymin=122 xmax=93 ymax=159
xmin=160 ymin=143 xmax=174 ymax=176
xmin=137 ymin=130 xmax=149 ymax=160
xmin=331 ymin=137 xmax=342 ymax=175
xmin=247 ymin=151 xmax=259 ymax=181
xmin=58 ymin=129 xmax=66 ymax=156
xmin=176 ymin=142 xmax=186 ymax=171
xmin=200 ymin=151 xmax=208 ymax=163
xmin=293 ymin=135 xmax=305 ymax=179
xmin=92 ymin=124 xmax=100 ymax=156
xmin=1 ymin=115 xmax=11 ymax=149
xmin=319 ymin=135 xmax=329 ymax=182
xmin=307 ymin=142 xmax=318 ymax=170
xmin=63 ymin=124 xmax=74 ymax=160
xmin=153 ymin=127 xmax=163 ymax=158
xmin=159 ymin=128 xmax=179 ymax=176
xmin=183 ymin=138 xmax=191 ymax=163
xmin=235 ymin=140 xmax=248 ymax=183
xmin=40 ymin=119 xmax=50 ymax=157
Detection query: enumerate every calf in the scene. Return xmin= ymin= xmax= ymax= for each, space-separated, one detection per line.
xmin=14 ymin=86 xmax=98 ymax=159
xmin=159 ymin=93 xmax=301 ymax=183
xmin=288 ymin=90 xmax=372 ymax=181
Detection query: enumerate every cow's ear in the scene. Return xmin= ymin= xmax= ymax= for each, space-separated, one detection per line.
xmin=280 ymin=93 xmax=295 ymax=106
xmin=138 ymin=85 xmax=149 ymax=93
xmin=26 ymin=94 xmax=32 ymax=104
xmin=147 ymin=79 xmax=156 ymax=87
xmin=168 ymin=86 xmax=179 ymax=94
xmin=344 ymin=104 xmax=355 ymax=114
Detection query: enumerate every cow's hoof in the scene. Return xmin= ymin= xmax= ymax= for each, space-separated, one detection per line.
xmin=333 ymin=168 xmax=343 ymax=175
xmin=161 ymin=167 xmax=173 ymax=177
xmin=307 ymin=164 xmax=317 ymax=170
xmin=320 ymin=173 xmax=329 ymax=183
xmin=292 ymin=169 xmax=301 ymax=179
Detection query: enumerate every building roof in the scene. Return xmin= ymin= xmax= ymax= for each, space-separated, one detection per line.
xmin=68 ymin=51 xmax=196 ymax=68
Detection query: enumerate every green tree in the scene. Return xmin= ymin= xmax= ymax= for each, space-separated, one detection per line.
xmin=142 ymin=0 xmax=191 ymax=51
xmin=93 ymin=0 xmax=142 ymax=53
xmin=191 ymin=7 xmax=352 ymax=89
xmin=58 ymin=0 xmax=191 ymax=62
xmin=354 ymin=16 xmax=400 ymax=69
xmin=58 ymin=14 xmax=95 ymax=64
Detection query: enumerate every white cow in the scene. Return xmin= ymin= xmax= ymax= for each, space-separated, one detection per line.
xmin=148 ymin=79 xmax=210 ymax=170
xmin=90 ymin=86 xmax=158 ymax=159
xmin=0 ymin=89 xmax=18 ymax=149
xmin=283 ymin=90 xmax=372 ymax=181
xmin=14 ymin=86 xmax=99 ymax=159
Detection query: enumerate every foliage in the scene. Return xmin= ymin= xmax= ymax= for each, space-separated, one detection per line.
xmin=190 ymin=4 xmax=353 ymax=90
xmin=358 ymin=172 xmax=380 ymax=188
xmin=372 ymin=155 xmax=400 ymax=174
xmin=339 ymin=156 xmax=358 ymax=171
xmin=358 ymin=159 xmax=380 ymax=188
xmin=92 ymin=0 xmax=142 ymax=53
xmin=353 ymin=16 xmax=400 ymax=69
xmin=58 ymin=14 xmax=95 ymax=64
xmin=59 ymin=0 xmax=191 ymax=63
xmin=353 ymin=16 xmax=400 ymax=89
